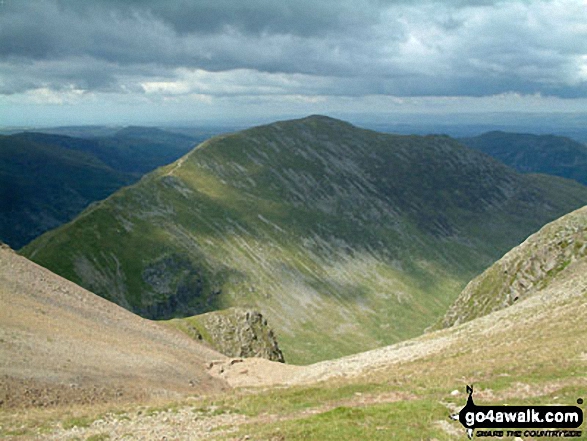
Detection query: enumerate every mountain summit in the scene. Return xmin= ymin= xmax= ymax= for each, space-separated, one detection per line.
xmin=22 ymin=116 xmax=587 ymax=363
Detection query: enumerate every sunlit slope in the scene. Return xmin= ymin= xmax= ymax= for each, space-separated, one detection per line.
xmin=441 ymin=204 xmax=587 ymax=328
xmin=0 ymin=244 xmax=227 ymax=408
xmin=22 ymin=116 xmax=587 ymax=364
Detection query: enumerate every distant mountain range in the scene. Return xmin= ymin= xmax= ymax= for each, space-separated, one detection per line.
xmin=460 ymin=131 xmax=587 ymax=185
xmin=5 ymin=125 xmax=587 ymax=252
xmin=0 ymin=127 xmax=206 ymax=248
xmin=21 ymin=116 xmax=587 ymax=364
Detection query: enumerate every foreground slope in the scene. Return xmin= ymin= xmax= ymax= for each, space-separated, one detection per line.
xmin=4 ymin=209 xmax=586 ymax=440
xmin=0 ymin=243 xmax=227 ymax=408
xmin=442 ymin=205 xmax=587 ymax=327
xmin=22 ymin=116 xmax=587 ymax=363
xmin=461 ymin=131 xmax=587 ymax=185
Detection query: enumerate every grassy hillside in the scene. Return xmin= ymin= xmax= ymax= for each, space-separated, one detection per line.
xmin=441 ymin=204 xmax=587 ymax=327
xmin=21 ymin=116 xmax=587 ymax=364
xmin=0 ymin=128 xmax=202 ymax=248
xmin=461 ymin=131 xmax=587 ymax=185
xmin=4 ymin=212 xmax=587 ymax=439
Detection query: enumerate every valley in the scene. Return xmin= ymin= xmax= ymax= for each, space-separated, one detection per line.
xmin=0 ymin=127 xmax=207 ymax=249
xmin=1 ymin=117 xmax=586 ymax=440
xmin=20 ymin=116 xmax=587 ymax=364
xmin=1 ymin=206 xmax=586 ymax=439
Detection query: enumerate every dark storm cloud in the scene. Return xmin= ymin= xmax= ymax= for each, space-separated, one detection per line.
xmin=56 ymin=0 xmax=386 ymax=36
xmin=0 ymin=0 xmax=392 ymax=69
xmin=65 ymin=0 xmax=500 ymax=37
xmin=0 ymin=0 xmax=586 ymax=99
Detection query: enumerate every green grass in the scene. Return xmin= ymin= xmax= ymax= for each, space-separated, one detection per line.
xmin=62 ymin=415 xmax=95 ymax=430
xmin=86 ymin=434 xmax=110 ymax=441
xmin=20 ymin=116 xmax=587 ymax=364
xmin=234 ymin=400 xmax=451 ymax=441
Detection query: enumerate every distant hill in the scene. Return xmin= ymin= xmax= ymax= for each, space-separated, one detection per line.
xmin=21 ymin=116 xmax=587 ymax=364
xmin=0 ymin=128 xmax=203 ymax=248
xmin=0 ymin=243 xmax=227 ymax=408
xmin=13 ymin=128 xmax=200 ymax=174
xmin=441 ymin=204 xmax=587 ymax=328
xmin=460 ymin=131 xmax=587 ymax=185
xmin=0 ymin=134 xmax=135 ymax=248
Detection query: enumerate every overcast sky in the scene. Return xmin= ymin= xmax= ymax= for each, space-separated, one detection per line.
xmin=1 ymin=0 xmax=586 ymax=126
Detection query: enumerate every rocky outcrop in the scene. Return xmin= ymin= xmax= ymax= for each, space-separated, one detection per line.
xmin=441 ymin=205 xmax=587 ymax=327
xmin=167 ymin=308 xmax=285 ymax=363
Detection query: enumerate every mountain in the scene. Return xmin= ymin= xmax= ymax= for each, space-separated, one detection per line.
xmin=441 ymin=204 xmax=587 ymax=328
xmin=0 ymin=242 xmax=227 ymax=408
xmin=0 ymin=134 xmax=135 ymax=249
xmin=0 ymin=128 xmax=202 ymax=248
xmin=98 ymin=127 xmax=205 ymax=173
xmin=11 ymin=128 xmax=201 ymax=175
xmin=460 ymin=131 xmax=587 ymax=185
xmin=21 ymin=116 xmax=587 ymax=364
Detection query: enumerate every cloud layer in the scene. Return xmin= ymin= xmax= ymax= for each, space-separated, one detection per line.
xmin=1 ymin=0 xmax=586 ymax=124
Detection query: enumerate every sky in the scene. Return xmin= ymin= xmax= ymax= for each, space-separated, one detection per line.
xmin=1 ymin=0 xmax=587 ymax=127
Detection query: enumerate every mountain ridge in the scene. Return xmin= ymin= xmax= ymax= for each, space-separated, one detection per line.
xmin=0 ymin=128 xmax=204 ymax=248
xmin=21 ymin=116 xmax=587 ymax=363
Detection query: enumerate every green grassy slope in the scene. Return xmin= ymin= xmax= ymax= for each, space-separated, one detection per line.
xmin=461 ymin=131 xmax=587 ymax=185
xmin=21 ymin=116 xmax=587 ymax=364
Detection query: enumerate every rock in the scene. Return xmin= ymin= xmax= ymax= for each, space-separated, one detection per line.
xmin=441 ymin=206 xmax=587 ymax=327
xmin=174 ymin=308 xmax=286 ymax=362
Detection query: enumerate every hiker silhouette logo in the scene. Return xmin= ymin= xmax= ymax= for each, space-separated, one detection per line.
xmin=449 ymin=385 xmax=583 ymax=439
